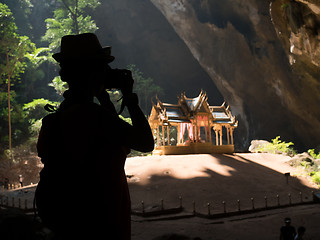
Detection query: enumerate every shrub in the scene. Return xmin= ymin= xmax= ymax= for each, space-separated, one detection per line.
xmin=256 ymin=136 xmax=296 ymax=156
xmin=308 ymin=149 xmax=320 ymax=159
xmin=311 ymin=171 xmax=320 ymax=185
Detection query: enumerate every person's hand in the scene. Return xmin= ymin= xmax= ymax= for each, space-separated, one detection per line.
xmin=96 ymin=90 xmax=111 ymax=107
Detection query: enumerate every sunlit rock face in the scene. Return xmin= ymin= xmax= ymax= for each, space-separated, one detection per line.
xmin=150 ymin=0 xmax=320 ymax=150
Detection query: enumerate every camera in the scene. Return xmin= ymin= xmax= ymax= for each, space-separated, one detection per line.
xmin=104 ymin=68 xmax=134 ymax=90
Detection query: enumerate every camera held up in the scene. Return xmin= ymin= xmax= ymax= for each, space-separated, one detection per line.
xmin=104 ymin=68 xmax=135 ymax=114
xmin=104 ymin=68 xmax=134 ymax=93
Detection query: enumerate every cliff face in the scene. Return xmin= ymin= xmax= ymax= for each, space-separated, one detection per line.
xmin=93 ymin=0 xmax=320 ymax=151
xmin=150 ymin=0 xmax=320 ymax=150
xmin=93 ymin=0 xmax=223 ymax=111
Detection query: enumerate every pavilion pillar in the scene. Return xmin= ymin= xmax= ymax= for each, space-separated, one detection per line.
xmin=157 ymin=126 xmax=160 ymax=147
xmin=209 ymin=126 xmax=212 ymax=143
xmin=219 ymin=130 xmax=223 ymax=146
xmin=215 ymin=130 xmax=219 ymax=146
xmin=205 ymin=126 xmax=208 ymax=142
xmin=195 ymin=119 xmax=199 ymax=142
xmin=192 ymin=124 xmax=195 ymax=142
xmin=177 ymin=124 xmax=180 ymax=144
xmin=207 ymin=120 xmax=210 ymax=142
xmin=167 ymin=126 xmax=170 ymax=145
xmin=230 ymin=128 xmax=234 ymax=145
xmin=227 ymin=127 xmax=230 ymax=145
xmin=193 ymin=124 xmax=195 ymax=142
xmin=162 ymin=126 xmax=166 ymax=146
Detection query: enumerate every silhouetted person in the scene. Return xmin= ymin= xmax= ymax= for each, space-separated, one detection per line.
xmin=280 ymin=217 xmax=296 ymax=240
xmin=35 ymin=33 xmax=154 ymax=240
xmin=294 ymin=226 xmax=306 ymax=240
xmin=18 ymin=174 xmax=23 ymax=187
xmin=4 ymin=177 xmax=9 ymax=190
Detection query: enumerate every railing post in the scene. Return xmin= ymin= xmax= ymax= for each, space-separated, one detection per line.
xmin=288 ymin=193 xmax=292 ymax=205
xmin=264 ymin=196 xmax=268 ymax=209
xmin=141 ymin=201 xmax=145 ymax=214
xmin=222 ymin=201 xmax=226 ymax=213
xmin=193 ymin=201 xmax=196 ymax=215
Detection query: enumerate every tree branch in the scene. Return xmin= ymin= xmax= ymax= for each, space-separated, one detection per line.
xmin=61 ymin=0 xmax=79 ymax=34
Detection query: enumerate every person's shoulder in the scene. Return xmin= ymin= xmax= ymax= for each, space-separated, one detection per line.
xmin=41 ymin=111 xmax=60 ymax=126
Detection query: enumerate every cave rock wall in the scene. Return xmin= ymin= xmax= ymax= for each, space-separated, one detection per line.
xmin=150 ymin=0 xmax=320 ymax=150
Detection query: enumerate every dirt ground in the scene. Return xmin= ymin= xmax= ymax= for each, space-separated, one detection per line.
xmin=1 ymin=153 xmax=319 ymax=239
xmin=126 ymin=153 xmax=317 ymax=213
xmin=125 ymin=153 xmax=320 ymax=239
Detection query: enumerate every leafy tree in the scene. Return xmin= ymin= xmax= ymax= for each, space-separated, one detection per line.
xmin=16 ymin=47 xmax=50 ymax=102
xmin=0 ymin=0 xmax=33 ymax=37
xmin=42 ymin=0 xmax=100 ymax=58
xmin=0 ymin=3 xmax=36 ymax=156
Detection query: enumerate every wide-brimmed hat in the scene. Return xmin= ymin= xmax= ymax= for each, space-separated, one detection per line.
xmin=52 ymin=33 xmax=115 ymax=63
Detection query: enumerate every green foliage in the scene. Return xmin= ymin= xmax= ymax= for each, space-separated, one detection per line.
xmin=0 ymin=92 xmax=29 ymax=152
xmin=48 ymin=76 xmax=68 ymax=96
xmin=42 ymin=0 xmax=100 ymax=56
xmin=119 ymin=115 xmax=132 ymax=126
xmin=43 ymin=0 xmax=101 ymax=103
xmin=0 ymin=3 xmax=40 ymax=153
xmin=307 ymin=149 xmax=320 ymax=159
xmin=256 ymin=136 xmax=296 ymax=156
xmin=22 ymin=98 xmax=60 ymax=149
xmin=23 ymin=98 xmax=59 ymax=121
xmin=311 ymin=172 xmax=320 ymax=185
xmin=25 ymin=47 xmax=49 ymax=66
xmin=0 ymin=3 xmax=36 ymax=85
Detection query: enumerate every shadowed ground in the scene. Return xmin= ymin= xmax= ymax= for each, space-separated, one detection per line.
xmin=1 ymin=153 xmax=319 ymax=239
xmin=126 ymin=153 xmax=316 ymax=214
xmin=126 ymin=153 xmax=319 ymax=239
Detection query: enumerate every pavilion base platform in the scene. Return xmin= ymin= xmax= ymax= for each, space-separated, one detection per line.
xmin=152 ymin=143 xmax=234 ymax=155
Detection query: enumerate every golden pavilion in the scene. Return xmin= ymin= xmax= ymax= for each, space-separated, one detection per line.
xmin=148 ymin=91 xmax=238 ymax=155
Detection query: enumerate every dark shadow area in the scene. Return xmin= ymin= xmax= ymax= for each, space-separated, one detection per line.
xmin=0 ymin=208 xmax=48 ymax=240
xmin=190 ymin=0 xmax=256 ymax=53
xmin=93 ymin=0 xmax=224 ymax=107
